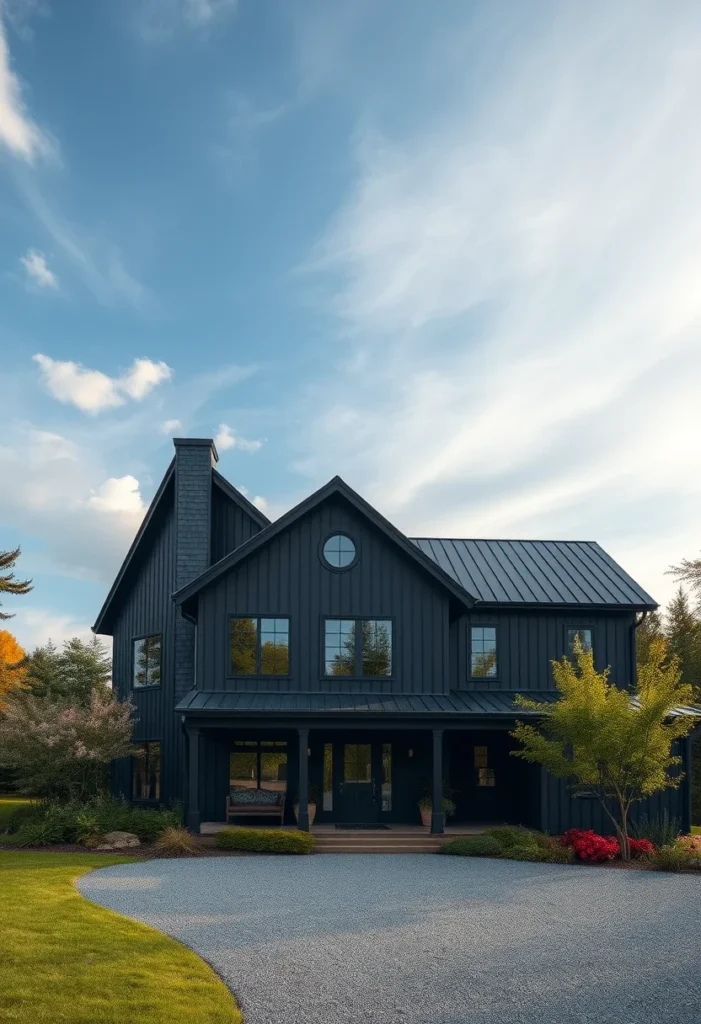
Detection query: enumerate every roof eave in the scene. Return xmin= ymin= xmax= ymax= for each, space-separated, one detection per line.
xmin=173 ymin=476 xmax=476 ymax=609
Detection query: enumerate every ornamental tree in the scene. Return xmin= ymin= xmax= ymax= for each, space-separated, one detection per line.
xmin=0 ymin=687 xmax=134 ymax=802
xmin=511 ymin=637 xmax=698 ymax=860
xmin=0 ymin=629 xmax=27 ymax=706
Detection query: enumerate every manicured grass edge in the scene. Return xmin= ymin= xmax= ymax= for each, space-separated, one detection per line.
xmin=0 ymin=852 xmax=242 ymax=1023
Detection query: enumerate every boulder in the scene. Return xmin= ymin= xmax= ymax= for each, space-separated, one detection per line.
xmin=96 ymin=830 xmax=141 ymax=850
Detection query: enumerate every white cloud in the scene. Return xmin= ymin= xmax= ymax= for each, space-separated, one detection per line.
xmin=252 ymin=495 xmax=267 ymax=511
xmin=33 ymin=354 xmax=172 ymax=414
xmin=0 ymin=10 xmax=51 ymax=161
xmin=10 ymin=608 xmax=97 ymax=652
xmin=160 ymin=418 xmax=183 ymax=434
xmin=298 ymin=2 xmax=701 ymax=609
xmin=20 ymin=248 xmax=58 ymax=290
xmin=118 ymin=358 xmax=172 ymax=400
xmin=214 ymin=423 xmax=262 ymax=453
xmin=87 ymin=476 xmax=145 ymax=514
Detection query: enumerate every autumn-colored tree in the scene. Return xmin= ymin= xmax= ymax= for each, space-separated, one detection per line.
xmin=511 ymin=637 xmax=697 ymax=860
xmin=0 ymin=547 xmax=32 ymax=620
xmin=0 ymin=630 xmax=27 ymax=705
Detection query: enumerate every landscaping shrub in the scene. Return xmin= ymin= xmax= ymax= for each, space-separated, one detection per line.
xmin=628 ymin=838 xmax=655 ymax=859
xmin=630 ymin=811 xmax=681 ymax=850
xmin=153 ymin=826 xmax=200 ymax=857
xmin=440 ymin=835 xmax=502 ymax=857
xmin=2 ymin=800 xmax=42 ymax=834
xmin=215 ymin=828 xmax=316 ymax=854
xmin=650 ymin=845 xmax=701 ymax=872
xmin=561 ymin=829 xmax=619 ymax=862
xmin=506 ymin=844 xmax=549 ymax=862
xmin=15 ymin=819 xmax=66 ymax=847
xmin=4 ymin=798 xmax=181 ymax=845
xmin=676 ymin=834 xmax=701 ymax=856
xmin=483 ymin=826 xmax=541 ymax=850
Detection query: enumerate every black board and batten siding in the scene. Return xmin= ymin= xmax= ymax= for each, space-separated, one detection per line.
xmin=110 ymin=490 xmax=178 ymax=800
xmin=195 ymin=497 xmax=451 ymax=695
xmin=210 ymin=481 xmax=265 ymax=563
xmin=450 ymin=610 xmax=636 ymax=691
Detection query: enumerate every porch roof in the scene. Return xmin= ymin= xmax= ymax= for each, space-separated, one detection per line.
xmin=175 ymin=689 xmax=558 ymax=717
xmin=175 ymin=689 xmax=701 ymax=719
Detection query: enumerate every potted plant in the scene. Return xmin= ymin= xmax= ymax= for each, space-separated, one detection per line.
xmin=294 ymin=785 xmax=319 ymax=826
xmin=418 ymin=785 xmax=456 ymax=827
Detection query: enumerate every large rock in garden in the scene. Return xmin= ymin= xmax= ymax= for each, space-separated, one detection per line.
xmin=96 ymin=831 xmax=141 ymax=850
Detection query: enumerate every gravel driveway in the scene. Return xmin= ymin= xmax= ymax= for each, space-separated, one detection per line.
xmin=79 ymin=855 xmax=700 ymax=1024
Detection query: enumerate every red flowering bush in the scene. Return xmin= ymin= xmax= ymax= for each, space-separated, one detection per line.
xmin=561 ymin=829 xmax=655 ymax=861
xmin=561 ymin=829 xmax=619 ymax=862
xmin=628 ymin=838 xmax=655 ymax=859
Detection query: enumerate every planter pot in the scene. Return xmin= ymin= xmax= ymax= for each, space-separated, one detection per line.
xmin=419 ymin=806 xmax=432 ymax=828
xmin=294 ymin=803 xmax=317 ymax=826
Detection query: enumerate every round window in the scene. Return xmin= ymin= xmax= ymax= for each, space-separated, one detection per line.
xmin=322 ymin=533 xmax=356 ymax=569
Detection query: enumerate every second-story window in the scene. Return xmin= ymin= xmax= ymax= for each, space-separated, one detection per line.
xmin=324 ymin=618 xmax=393 ymax=677
xmin=470 ymin=626 xmax=497 ymax=678
xmin=567 ymin=627 xmax=593 ymax=656
xmin=230 ymin=617 xmax=290 ymax=676
xmin=133 ymin=634 xmax=162 ymax=688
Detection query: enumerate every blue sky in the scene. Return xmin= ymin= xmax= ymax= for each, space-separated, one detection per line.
xmin=1 ymin=0 xmax=701 ymax=651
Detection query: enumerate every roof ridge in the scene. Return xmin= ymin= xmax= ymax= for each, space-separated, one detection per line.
xmin=410 ymin=536 xmax=597 ymax=544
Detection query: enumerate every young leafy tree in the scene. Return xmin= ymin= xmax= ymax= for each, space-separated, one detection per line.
xmin=0 ymin=687 xmax=134 ymax=801
xmin=511 ymin=637 xmax=697 ymax=860
xmin=0 ymin=629 xmax=27 ymax=705
xmin=24 ymin=636 xmax=111 ymax=706
xmin=0 ymin=547 xmax=32 ymax=620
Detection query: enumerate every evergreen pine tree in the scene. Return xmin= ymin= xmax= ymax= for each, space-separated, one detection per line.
xmin=0 ymin=547 xmax=32 ymax=620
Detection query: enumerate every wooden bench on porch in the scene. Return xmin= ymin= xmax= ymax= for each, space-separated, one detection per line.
xmin=226 ymin=786 xmax=286 ymax=825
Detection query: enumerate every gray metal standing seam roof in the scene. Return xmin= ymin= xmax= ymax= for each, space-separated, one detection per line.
xmin=175 ymin=689 xmax=699 ymax=717
xmin=410 ymin=538 xmax=657 ymax=608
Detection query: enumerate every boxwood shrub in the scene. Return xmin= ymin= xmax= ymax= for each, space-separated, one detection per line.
xmin=440 ymin=835 xmax=502 ymax=857
xmin=215 ymin=827 xmax=316 ymax=854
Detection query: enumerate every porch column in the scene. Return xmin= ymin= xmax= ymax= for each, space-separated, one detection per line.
xmin=431 ymin=728 xmax=444 ymax=834
xmin=185 ymin=726 xmax=201 ymax=833
xmin=297 ymin=727 xmax=310 ymax=831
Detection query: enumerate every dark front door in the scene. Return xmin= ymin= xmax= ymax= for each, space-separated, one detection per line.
xmin=337 ymin=742 xmax=378 ymax=823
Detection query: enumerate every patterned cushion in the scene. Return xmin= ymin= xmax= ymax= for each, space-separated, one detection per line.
xmin=229 ymin=786 xmax=283 ymax=806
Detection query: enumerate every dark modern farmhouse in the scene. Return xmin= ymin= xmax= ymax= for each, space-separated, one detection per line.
xmin=93 ymin=438 xmax=695 ymax=836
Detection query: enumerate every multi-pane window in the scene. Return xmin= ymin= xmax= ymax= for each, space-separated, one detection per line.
xmin=322 ymin=533 xmax=356 ymax=569
xmin=324 ymin=618 xmax=392 ymax=677
xmin=229 ymin=617 xmax=290 ymax=676
xmin=230 ymin=742 xmax=288 ymax=792
xmin=474 ymin=745 xmax=495 ymax=787
xmin=381 ymin=743 xmax=392 ymax=812
xmin=132 ymin=742 xmax=161 ymax=801
xmin=567 ymin=628 xmax=593 ymax=656
xmin=470 ymin=626 xmax=497 ymax=678
xmin=133 ymin=634 xmax=162 ymax=688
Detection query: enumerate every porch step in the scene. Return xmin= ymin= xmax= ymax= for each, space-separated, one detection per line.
xmin=312 ymin=830 xmax=453 ymax=854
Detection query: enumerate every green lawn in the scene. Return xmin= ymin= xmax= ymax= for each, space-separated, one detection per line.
xmin=0 ymin=852 xmax=242 ymax=1024
xmin=692 ymin=826 xmax=700 ymax=835
xmin=0 ymin=795 xmax=34 ymax=829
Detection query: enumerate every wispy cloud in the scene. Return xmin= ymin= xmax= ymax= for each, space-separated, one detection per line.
xmin=299 ymin=2 xmax=701 ymax=606
xmin=33 ymin=354 xmax=172 ymax=414
xmin=0 ymin=7 xmax=52 ymax=161
xmin=133 ymin=0 xmax=238 ymax=43
xmin=214 ymin=423 xmax=262 ymax=453
xmin=20 ymin=247 xmax=58 ymax=289
xmin=160 ymin=418 xmax=183 ymax=434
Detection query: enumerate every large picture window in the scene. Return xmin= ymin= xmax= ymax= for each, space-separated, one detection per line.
xmin=229 ymin=617 xmax=290 ymax=676
xmin=470 ymin=626 xmax=497 ymax=678
xmin=132 ymin=634 xmax=162 ymax=688
xmin=230 ymin=741 xmax=288 ymax=793
xmin=132 ymin=742 xmax=161 ymax=801
xmin=323 ymin=618 xmax=392 ymax=677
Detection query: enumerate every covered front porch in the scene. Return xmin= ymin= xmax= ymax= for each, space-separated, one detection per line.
xmin=180 ymin=703 xmax=543 ymax=835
